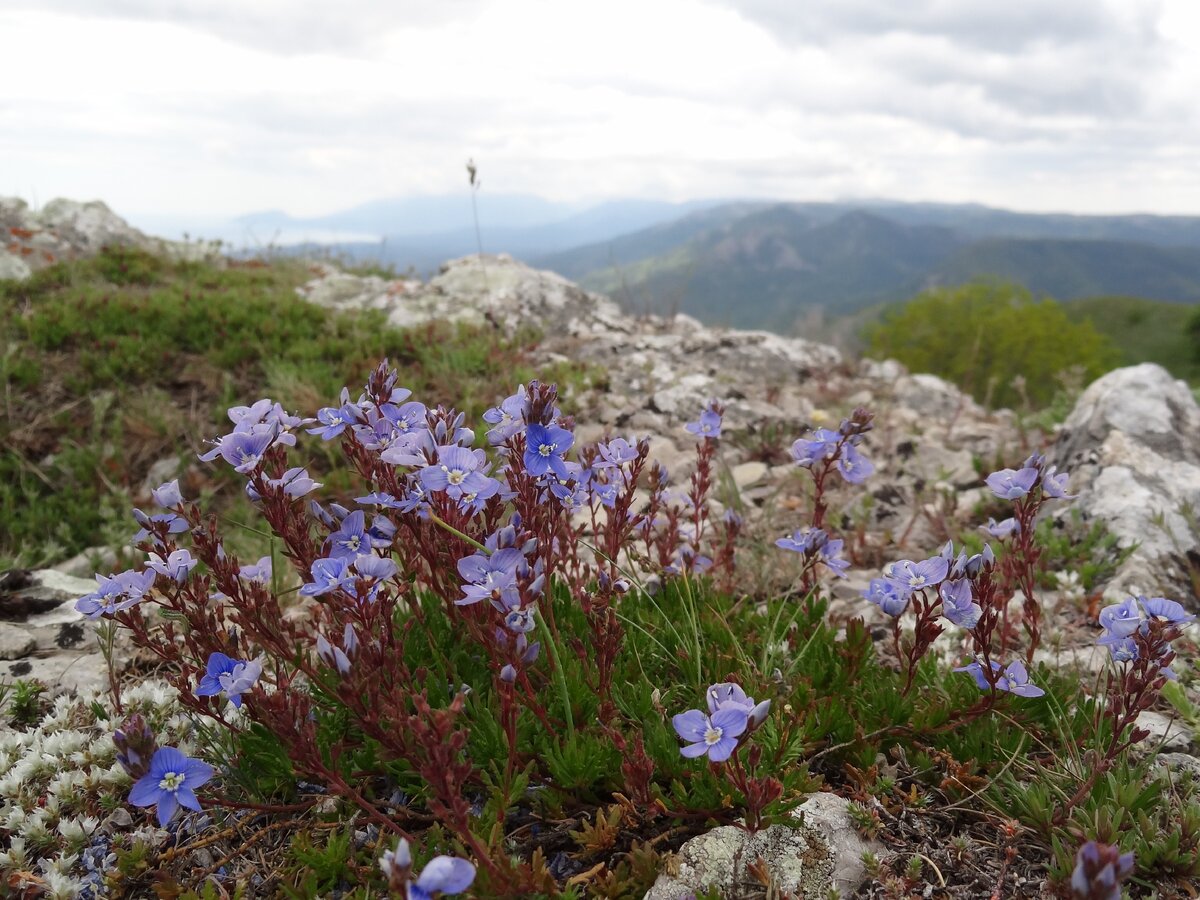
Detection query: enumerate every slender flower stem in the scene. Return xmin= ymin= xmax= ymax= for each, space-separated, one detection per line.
xmin=535 ymin=609 xmax=575 ymax=737
xmin=426 ymin=512 xmax=490 ymax=555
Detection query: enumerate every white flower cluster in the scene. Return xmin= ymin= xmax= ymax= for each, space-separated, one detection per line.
xmin=0 ymin=680 xmax=193 ymax=898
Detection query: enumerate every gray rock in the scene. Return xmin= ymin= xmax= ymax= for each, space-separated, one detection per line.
xmin=0 ymin=195 xmax=179 ymax=279
xmin=892 ymin=373 xmax=982 ymax=420
xmin=1051 ymin=364 xmax=1200 ymax=602
xmin=645 ymin=793 xmax=876 ymax=899
xmin=731 ymin=461 xmax=769 ymax=489
xmin=36 ymin=199 xmax=148 ymax=253
xmin=0 ymin=570 xmax=131 ymax=695
xmin=0 ymin=249 xmax=32 ymax=281
xmin=904 ymin=441 xmax=978 ymax=489
xmin=792 ymin=792 xmax=879 ymax=895
xmin=52 ymin=545 xmax=119 ymax=578
xmin=0 ymin=624 xmax=36 ymax=660
xmin=1136 ymin=710 xmax=1194 ymax=752
xmin=3 ymin=652 xmax=111 ymax=696
xmin=1156 ymin=752 xmax=1200 ymax=780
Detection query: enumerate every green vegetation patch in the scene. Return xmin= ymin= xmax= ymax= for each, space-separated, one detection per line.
xmin=1064 ymin=294 xmax=1200 ymax=383
xmin=864 ymin=281 xmax=1120 ymax=409
xmin=0 ymin=246 xmax=590 ymax=568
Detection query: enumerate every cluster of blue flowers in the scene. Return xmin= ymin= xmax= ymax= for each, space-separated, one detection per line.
xmin=1096 ymin=594 xmax=1194 ymax=674
xmin=774 ymin=527 xmax=850 ymax=577
xmin=789 ymin=415 xmax=875 ymax=484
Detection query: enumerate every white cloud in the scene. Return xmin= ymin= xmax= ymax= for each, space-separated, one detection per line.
xmin=2 ymin=0 xmax=1200 ymax=218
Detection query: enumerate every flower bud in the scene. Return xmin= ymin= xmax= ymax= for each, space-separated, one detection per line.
xmin=113 ymin=714 xmax=157 ymax=780
xmin=748 ymin=699 xmax=772 ymax=730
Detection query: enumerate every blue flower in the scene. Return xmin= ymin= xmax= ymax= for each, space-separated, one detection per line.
xmin=75 ymin=569 xmax=157 ymax=619
xmin=836 ymin=443 xmax=874 ymax=484
xmin=790 ymin=428 xmax=840 ymax=467
xmin=939 ymin=579 xmax=982 ymax=629
xmin=483 ymin=387 xmax=528 ymax=445
xmin=238 ymin=556 xmax=273 ymax=583
xmin=954 ymin=659 xmax=1044 ymax=698
xmin=457 ymin=548 xmax=525 ymax=608
xmin=381 ymin=400 xmax=428 ymax=434
xmin=307 ymin=403 xmax=359 ymax=440
xmin=128 ymin=747 xmax=214 ymax=826
xmin=316 ymin=624 xmax=358 ymax=675
xmin=594 ymin=437 xmax=641 ymax=469
xmin=819 ymin=539 xmax=850 ymax=578
xmin=884 ymin=556 xmax=949 ymax=593
xmin=214 ymin=430 xmax=275 ymax=474
xmin=1098 ymin=597 xmax=1143 ymax=638
xmin=419 ymin=445 xmax=497 ymax=502
xmin=326 ymin=510 xmax=369 ymax=559
xmin=775 ymin=527 xmax=827 ymax=555
xmin=985 ymin=467 xmax=1038 ymax=500
xmin=151 ymin=480 xmax=184 ymax=508
xmin=1041 ymin=465 xmax=1076 ymax=499
xmin=1141 ymin=595 xmax=1195 ymax=625
xmin=983 ymin=517 xmax=1019 ymax=539
xmin=684 ymin=404 xmax=723 ymax=439
xmin=195 ymin=652 xmax=262 ymax=708
xmin=523 ymin=423 xmax=574 ymax=478
xmin=672 ymin=707 xmax=749 ymax=762
xmin=146 ymin=549 xmax=198 ymax=583
xmin=863 ymin=578 xmax=909 ymax=616
xmin=300 ymin=556 xmax=356 ymax=597
xmin=706 ymin=682 xmax=771 ymax=730
xmin=131 ymin=507 xmax=189 ymax=545
xmin=379 ymin=838 xmax=476 ymax=899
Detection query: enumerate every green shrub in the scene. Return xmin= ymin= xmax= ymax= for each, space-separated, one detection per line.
xmin=865 ymin=281 xmax=1119 ymax=408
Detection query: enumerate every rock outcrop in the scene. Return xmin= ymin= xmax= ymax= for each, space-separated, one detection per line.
xmin=1051 ymin=363 xmax=1200 ymax=604
xmin=0 ymin=197 xmax=214 ymax=280
xmin=0 ymin=570 xmax=128 ymax=695
xmin=644 ymin=793 xmax=879 ymax=898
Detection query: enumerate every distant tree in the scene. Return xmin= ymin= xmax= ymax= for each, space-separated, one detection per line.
xmin=864 ymin=281 xmax=1120 ymax=409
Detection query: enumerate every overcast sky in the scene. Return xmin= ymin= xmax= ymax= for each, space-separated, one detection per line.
xmin=4 ymin=0 xmax=1200 ymax=219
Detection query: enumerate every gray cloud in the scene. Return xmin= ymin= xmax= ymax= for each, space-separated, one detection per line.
xmin=722 ymin=0 xmax=1160 ymax=53
xmin=11 ymin=0 xmax=490 ymax=55
xmin=721 ymin=0 xmax=1167 ymax=123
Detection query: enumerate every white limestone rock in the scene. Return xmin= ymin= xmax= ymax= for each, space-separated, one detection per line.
xmin=644 ymin=793 xmax=876 ymax=899
xmin=1052 ymin=364 xmax=1200 ymax=602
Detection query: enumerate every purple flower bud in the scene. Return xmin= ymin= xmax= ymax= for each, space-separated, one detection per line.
xmin=113 ymin=714 xmax=158 ymax=779
xmin=151 ymin=480 xmax=184 ymax=509
xmin=499 ymin=664 xmax=517 ymax=684
xmin=1070 ymin=841 xmax=1134 ymax=900
xmin=748 ymin=699 xmax=771 ymax=730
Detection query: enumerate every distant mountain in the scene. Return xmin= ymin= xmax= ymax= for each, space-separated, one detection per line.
xmin=535 ymin=201 xmax=1200 ymax=330
xmin=218 ymin=195 xmax=724 ymax=274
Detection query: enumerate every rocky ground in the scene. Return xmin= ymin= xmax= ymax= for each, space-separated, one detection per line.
xmin=2 ymin=209 xmax=1199 ymax=896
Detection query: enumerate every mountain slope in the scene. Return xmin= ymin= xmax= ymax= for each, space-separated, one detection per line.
xmin=547 ymin=207 xmax=964 ymax=329
xmin=537 ymin=201 xmax=1200 ymax=329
